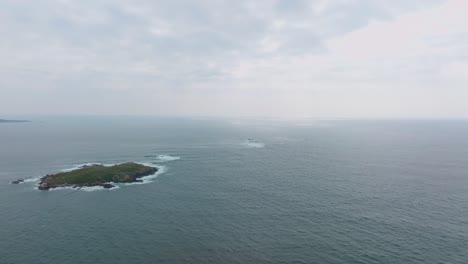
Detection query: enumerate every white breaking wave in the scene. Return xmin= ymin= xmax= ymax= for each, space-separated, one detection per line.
xmin=82 ymin=185 xmax=120 ymax=192
xmin=23 ymin=177 xmax=40 ymax=183
xmin=120 ymin=164 xmax=167 ymax=186
xmin=242 ymin=140 xmax=265 ymax=148
xmin=245 ymin=142 xmax=265 ymax=148
xmin=47 ymin=185 xmax=120 ymax=192
xmin=155 ymin=155 xmax=180 ymax=162
xmin=47 ymin=186 xmax=76 ymax=191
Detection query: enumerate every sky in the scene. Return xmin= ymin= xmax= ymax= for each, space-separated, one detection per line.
xmin=1 ymin=0 xmax=467 ymax=118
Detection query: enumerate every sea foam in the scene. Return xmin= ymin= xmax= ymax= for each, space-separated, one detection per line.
xmin=81 ymin=185 xmax=120 ymax=192
xmin=242 ymin=140 xmax=265 ymax=148
xmin=23 ymin=177 xmax=41 ymax=183
xmin=119 ymin=164 xmax=167 ymax=186
xmin=144 ymin=154 xmax=180 ymax=162
xmin=156 ymin=155 xmax=180 ymax=162
xmin=47 ymin=184 xmax=121 ymax=192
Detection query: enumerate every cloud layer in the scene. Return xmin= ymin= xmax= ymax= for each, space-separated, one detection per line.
xmin=1 ymin=0 xmax=467 ymax=118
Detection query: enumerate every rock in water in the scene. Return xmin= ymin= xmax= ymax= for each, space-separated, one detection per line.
xmin=38 ymin=182 xmax=50 ymax=190
xmin=11 ymin=179 xmax=24 ymax=184
xmin=101 ymin=183 xmax=115 ymax=189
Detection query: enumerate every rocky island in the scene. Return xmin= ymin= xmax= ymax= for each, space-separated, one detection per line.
xmin=37 ymin=162 xmax=157 ymax=190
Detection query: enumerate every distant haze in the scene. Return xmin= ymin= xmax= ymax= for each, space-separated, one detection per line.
xmin=1 ymin=0 xmax=467 ymax=118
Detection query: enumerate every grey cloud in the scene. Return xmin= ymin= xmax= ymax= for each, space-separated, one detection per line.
xmin=1 ymin=0 xmax=428 ymax=66
xmin=1 ymin=0 xmax=465 ymax=117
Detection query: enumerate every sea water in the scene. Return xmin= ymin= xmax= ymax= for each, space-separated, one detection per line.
xmin=0 ymin=117 xmax=467 ymax=264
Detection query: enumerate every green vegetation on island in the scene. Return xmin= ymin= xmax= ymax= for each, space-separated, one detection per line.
xmin=38 ymin=162 xmax=157 ymax=190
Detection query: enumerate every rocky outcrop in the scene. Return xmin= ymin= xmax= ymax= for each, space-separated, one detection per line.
xmin=38 ymin=181 xmax=52 ymax=190
xmin=102 ymin=183 xmax=114 ymax=189
xmin=11 ymin=179 xmax=24 ymax=184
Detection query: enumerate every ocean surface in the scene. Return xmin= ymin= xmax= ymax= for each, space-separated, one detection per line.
xmin=0 ymin=117 xmax=467 ymax=264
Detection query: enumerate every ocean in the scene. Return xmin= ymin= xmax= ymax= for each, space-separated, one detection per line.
xmin=1 ymin=117 xmax=467 ymax=264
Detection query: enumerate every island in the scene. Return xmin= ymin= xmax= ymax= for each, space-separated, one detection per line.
xmin=0 ymin=119 xmax=30 ymax=123
xmin=37 ymin=162 xmax=157 ymax=190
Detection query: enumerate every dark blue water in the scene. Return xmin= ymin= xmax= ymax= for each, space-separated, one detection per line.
xmin=1 ymin=118 xmax=467 ymax=264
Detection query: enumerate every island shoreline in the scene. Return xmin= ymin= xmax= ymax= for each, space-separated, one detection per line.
xmin=37 ymin=162 xmax=158 ymax=191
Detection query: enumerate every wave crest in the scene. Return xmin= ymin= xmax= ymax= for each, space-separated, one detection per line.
xmin=242 ymin=140 xmax=265 ymax=148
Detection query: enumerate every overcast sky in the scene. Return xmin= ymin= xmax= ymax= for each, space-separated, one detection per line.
xmin=1 ymin=0 xmax=467 ymax=118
